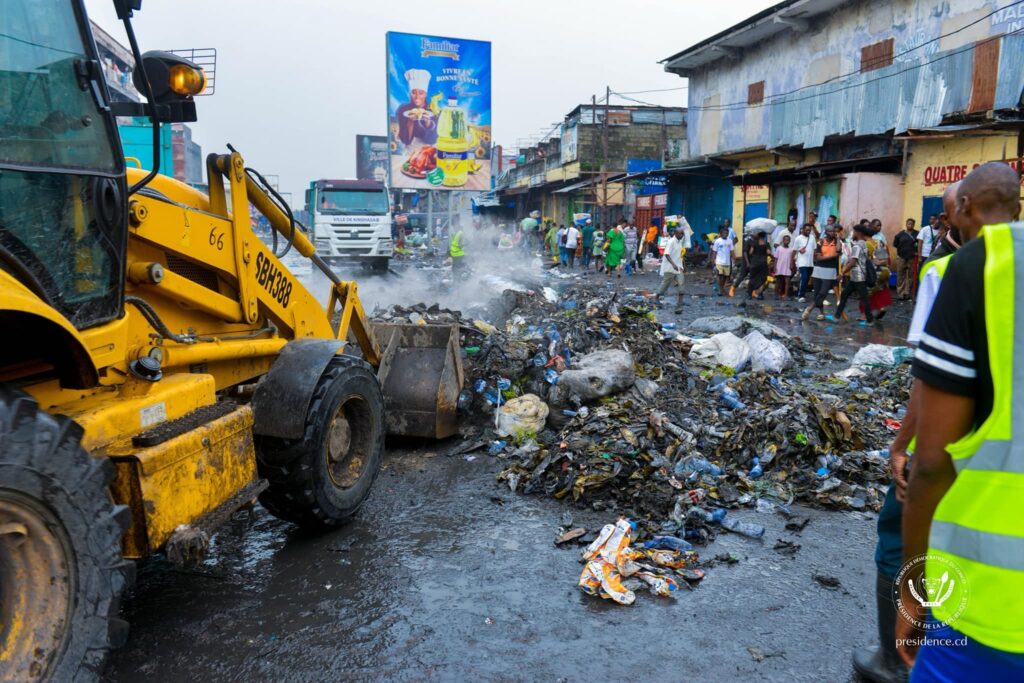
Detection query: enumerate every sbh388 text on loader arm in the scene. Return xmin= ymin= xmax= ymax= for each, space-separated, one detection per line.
xmin=0 ymin=1 xmax=463 ymax=679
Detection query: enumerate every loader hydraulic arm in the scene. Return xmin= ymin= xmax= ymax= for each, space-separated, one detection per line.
xmin=209 ymin=152 xmax=382 ymax=367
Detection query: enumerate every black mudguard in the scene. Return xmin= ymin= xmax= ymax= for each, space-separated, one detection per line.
xmin=251 ymin=339 xmax=344 ymax=439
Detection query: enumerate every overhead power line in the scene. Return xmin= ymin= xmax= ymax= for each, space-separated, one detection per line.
xmin=684 ymin=0 xmax=1024 ymax=113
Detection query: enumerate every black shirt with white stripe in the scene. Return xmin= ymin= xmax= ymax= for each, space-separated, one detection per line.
xmin=911 ymin=237 xmax=994 ymax=427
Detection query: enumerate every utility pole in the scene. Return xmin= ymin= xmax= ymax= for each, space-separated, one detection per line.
xmin=661 ymin=107 xmax=667 ymax=167
xmin=591 ymin=94 xmax=597 ymax=223
xmin=602 ymin=85 xmax=609 ymax=225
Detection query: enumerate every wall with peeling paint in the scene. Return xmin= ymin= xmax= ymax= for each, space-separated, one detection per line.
xmin=683 ymin=0 xmax=1024 ymax=158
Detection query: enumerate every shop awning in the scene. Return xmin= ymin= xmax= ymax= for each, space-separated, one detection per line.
xmin=730 ymin=154 xmax=901 ymax=186
xmin=552 ymin=178 xmax=594 ymax=194
xmin=552 ymin=174 xmax=626 ymax=194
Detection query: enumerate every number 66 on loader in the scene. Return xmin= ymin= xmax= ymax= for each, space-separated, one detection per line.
xmin=0 ymin=1 xmax=463 ymax=679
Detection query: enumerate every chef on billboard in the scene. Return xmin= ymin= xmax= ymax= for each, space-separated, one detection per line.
xmin=396 ymin=69 xmax=438 ymax=146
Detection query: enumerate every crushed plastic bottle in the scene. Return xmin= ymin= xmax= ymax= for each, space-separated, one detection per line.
xmin=721 ymin=517 xmax=765 ymax=538
xmin=674 ymin=457 xmax=722 ymax=478
xmin=641 ymin=535 xmax=693 ymax=552
xmin=473 ymin=379 xmax=487 ymax=393
xmin=864 ymin=449 xmax=890 ymax=459
xmin=482 ymin=388 xmax=502 ymax=405
xmin=544 ymin=368 xmax=559 ymax=384
xmin=684 ymin=528 xmax=710 ymax=543
xmin=719 ymin=386 xmax=747 ymax=410
xmin=755 ymin=498 xmax=775 ymax=513
xmin=457 ymin=389 xmax=473 ymax=411
xmin=685 ymin=488 xmax=706 ymax=505
xmin=487 ymin=440 xmax=507 ymax=456
xmin=598 ymin=327 xmax=611 ymax=340
xmin=496 ymin=378 xmax=512 ymax=391
xmin=749 ymin=457 xmax=763 ymax=479
xmin=818 ymin=454 xmax=841 ymax=470
xmin=687 ymin=507 xmax=727 ymax=524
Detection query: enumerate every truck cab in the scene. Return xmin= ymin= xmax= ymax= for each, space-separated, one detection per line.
xmin=307 ymin=179 xmax=393 ymax=272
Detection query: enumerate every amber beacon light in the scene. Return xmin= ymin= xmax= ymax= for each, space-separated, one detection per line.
xmin=168 ymin=63 xmax=206 ymax=96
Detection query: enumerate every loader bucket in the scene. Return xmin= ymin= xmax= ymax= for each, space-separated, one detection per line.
xmin=373 ymin=323 xmax=464 ymax=438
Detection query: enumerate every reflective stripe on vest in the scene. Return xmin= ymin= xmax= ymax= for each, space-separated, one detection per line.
xmin=926 ymin=222 xmax=1024 ymax=652
xmin=450 ymin=230 xmax=465 ymax=258
xmin=907 ymin=254 xmax=953 ymax=455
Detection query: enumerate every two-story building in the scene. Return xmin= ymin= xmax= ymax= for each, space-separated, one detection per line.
xmin=662 ymin=0 xmax=1024 ymax=241
xmin=495 ymin=104 xmax=686 ymax=228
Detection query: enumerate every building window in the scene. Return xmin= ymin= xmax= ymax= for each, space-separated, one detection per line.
xmin=861 ymin=38 xmax=894 ymax=73
xmin=748 ymin=80 xmax=765 ymax=105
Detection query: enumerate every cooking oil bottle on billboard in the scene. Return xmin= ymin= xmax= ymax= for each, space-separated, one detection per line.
xmin=436 ymin=98 xmax=470 ymax=187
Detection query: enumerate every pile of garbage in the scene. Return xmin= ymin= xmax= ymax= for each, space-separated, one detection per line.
xmin=578 ymin=517 xmax=704 ymax=605
xmin=376 ymin=283 xmax=910 ymax=541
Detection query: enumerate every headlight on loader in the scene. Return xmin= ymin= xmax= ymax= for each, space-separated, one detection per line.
xmin=168 ymin=64 xmax=206 ymax=96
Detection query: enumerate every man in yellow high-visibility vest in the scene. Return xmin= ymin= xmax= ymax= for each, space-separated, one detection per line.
xmin=855 ymin=180 xmax=962 ymax=683
xmin=899 ymin=162 xmax=1024 ymax=680
xmin=449 ymin=224 xmax=466 ymax=273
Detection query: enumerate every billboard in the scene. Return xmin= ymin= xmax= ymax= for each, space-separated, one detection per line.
xmin=560 ymin=122 xmax=577 ymax=164
xmin=386 ymin=32 xmax=491 ymax=190
xmin=355 ymin=134 xmax=389 ymax=182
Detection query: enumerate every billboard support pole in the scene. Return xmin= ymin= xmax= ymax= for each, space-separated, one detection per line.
xmin=448 ymin=191 xmax=455 ymax=236
xmin=427 ymin=190 xmax=434 ymax=238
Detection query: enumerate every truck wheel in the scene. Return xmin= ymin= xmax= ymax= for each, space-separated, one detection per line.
xmin=256 ymin=356 xmax=384 ymax=529
xmin=0 ymin=386 xmax=133 ymax=682
xmin=371 ymin=257 xmax=389 ymax=274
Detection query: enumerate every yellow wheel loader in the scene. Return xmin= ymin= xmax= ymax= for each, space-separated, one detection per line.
xmin=0 ymin=1 xmax=463 ymax=679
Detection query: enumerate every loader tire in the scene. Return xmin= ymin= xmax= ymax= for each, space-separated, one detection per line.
xmin=256 ymin=356 xmax=384 ymax=530
xmin=0 ymin=385 xmax=133 ymax=682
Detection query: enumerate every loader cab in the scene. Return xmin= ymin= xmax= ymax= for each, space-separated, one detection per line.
xmin=0 ymin=0 xmax=129 ymax=329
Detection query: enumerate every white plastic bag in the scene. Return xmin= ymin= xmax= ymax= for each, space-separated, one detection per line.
xmin=743 ymin=331 xmax=793 ymax=373
xmin=851 ymin=344 xmax=913 ymax=368
xmin=496 ymin=394 xmax=549 ymax=437
xmin=557 ymin=350 xmax=635 ymax=401
xmin=688 ymin=332 xmax=751 ymax=371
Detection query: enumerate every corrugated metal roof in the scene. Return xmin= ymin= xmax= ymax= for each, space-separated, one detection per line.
xmin=762 ymin=35 xmax=1019 ymax=150
xmin=995 ymin=34 xmax=1024 ymax=110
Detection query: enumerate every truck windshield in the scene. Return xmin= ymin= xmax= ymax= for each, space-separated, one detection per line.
xmin=317 ymin=190 xmax=389 ymax=215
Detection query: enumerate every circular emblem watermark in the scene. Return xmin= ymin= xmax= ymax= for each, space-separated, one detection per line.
xmin=892 ymin=553 xmax=969 ymax=630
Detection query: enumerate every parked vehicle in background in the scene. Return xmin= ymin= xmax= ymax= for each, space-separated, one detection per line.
xmin=308 ymin=179 xmax=393 ymax=272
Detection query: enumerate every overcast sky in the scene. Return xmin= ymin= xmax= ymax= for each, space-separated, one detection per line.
xmin=86 ymin=0 xmax=777 ymax=202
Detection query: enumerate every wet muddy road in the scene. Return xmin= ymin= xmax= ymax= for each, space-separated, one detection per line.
xmin=106 ymin=264 xmax=911 ymax=682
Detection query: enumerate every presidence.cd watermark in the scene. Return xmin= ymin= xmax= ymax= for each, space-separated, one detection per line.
xmin=893 ymin=553 xmax=969 ymax=630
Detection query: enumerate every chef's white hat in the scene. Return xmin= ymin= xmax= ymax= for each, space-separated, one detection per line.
xmin=404 ymin=69 xmax=431 ymax=92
